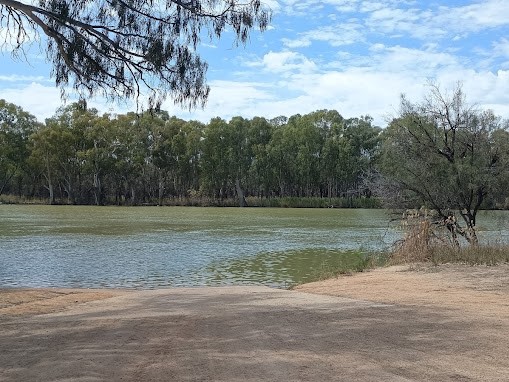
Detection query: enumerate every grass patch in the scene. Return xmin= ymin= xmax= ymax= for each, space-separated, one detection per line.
xmin=427 ymin=245 xmax=509 ymax=266
xmin=390 ymin=242 xmax=509 ymax=267
xmin=306 ymin=250 xmax=387 ymax=283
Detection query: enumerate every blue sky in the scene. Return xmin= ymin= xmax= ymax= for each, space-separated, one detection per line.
xmin=1 ymin=0 xmax=509 ymax=127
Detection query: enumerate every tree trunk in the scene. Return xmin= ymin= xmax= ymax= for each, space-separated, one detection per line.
xmin=235 ymin=178 xmax=247 ymax=207
xmin=158 ymin=176 xmax=165 ymax=206
xmin=48 ymin=182 xmax=54 ymax=205
xmin=93 ymin=172 xmax=101 ymax=206
xmin=445 ymin=212 xmax=479 ymax=246
xmin=466 ymin=226 xmax=479 ymax=246
xmin=130 ymin=185 xmax=136 ymax=205
xmin=63 ymin=178 xmax=74 ymax=204
xmin=44 ymin=159 xmax=55 ymax=205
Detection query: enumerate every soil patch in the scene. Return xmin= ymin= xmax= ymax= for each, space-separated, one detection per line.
xmin=0 ymin=288 xmax=127 ymax=316
xmin=296 ymin=263 xmax=509 ymax=320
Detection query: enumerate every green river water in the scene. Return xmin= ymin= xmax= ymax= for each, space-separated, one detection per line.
xmin=1 ymin=205 xmax=508 ymax=288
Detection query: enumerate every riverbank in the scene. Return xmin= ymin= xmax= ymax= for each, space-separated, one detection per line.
xmin=296 ymin=262 xmax=509 ymax=317
xmin=2 ymin=264 xmax=509 ymax=381
xmin=3 ymin=263 xmax=508 ymax=318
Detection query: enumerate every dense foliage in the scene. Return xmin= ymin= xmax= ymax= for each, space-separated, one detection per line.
xmin=0 ymin=100 xmax=381 ymax=206
xmin=378 ymin=84 xmax=509 ymax=245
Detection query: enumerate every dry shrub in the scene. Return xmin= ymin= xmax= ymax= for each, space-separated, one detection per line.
xmin=390 ymin=209 xmax=509 ymax=265
xmin=390 ymin=218 xmax=436 ymax=264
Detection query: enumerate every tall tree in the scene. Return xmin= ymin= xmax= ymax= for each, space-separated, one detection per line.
xmin=379 ymin=83 xmax=506 ymax=245
xmin=247 ymin=116 xmax=272 ymax=198
xmin=1 ymin=0 xmax=270 ymax=108
xmin=42 ymin=103 xmax=90 ymax=204
xmin=343 ymin=116 xmax=381 ymax=196
xmin=200 ymin=117 xmax=231 ymax=200
xmin=0 ymin=100 xmax=38 ymax=196
xmin=227 ymin=116 xmax=251 ymax=206
xmin=29 ymin=126 xmax=62 ymax=204
xmin=79 ymin=111 xmax=115 ymax=205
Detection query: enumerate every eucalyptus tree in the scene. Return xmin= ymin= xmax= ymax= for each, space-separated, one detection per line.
xmin=379 ymin=83 xmax=506 ymax=245
xmin=79 ymin=111 xmax=116 ymax=205
xmin=290 ymin=113 xmax=324 ymax=196
xmin=227 ymin=116 xmax=252 ymax=206
xmin=174 ymin=119 xmax=203 ymax=199
xmin=299 ymin=109 xmax=344 ymax=198
xmin=29 ymin=124 xmax=64 ymax=204
xmin=247 ymin=116 xmax=273 ymax=198
xmin=266 ymin=118 xmax=298 ymax=196
xmin=39 ymin=103 xmax=92 ymax=204
xmin=149 ymin=114 xmax=179 ymax=203
xmin=1 ymin=0 xmax=271 ymax=108
xmin=316 ymin=112 xmax=346 ymax=199
xmin=342 ymin=116 xmax=381 ymax=196
xmin=0 ymin=99 xmax=38 ymax=196
xmin=29 ymin=103 xmax=106 ymax=204
xmin=151 ymin=115 xmax=201 ymax=201
xmin=200 ymin=116 xmax=253 ymax=204
xmin=110 ymin=112 xmax=153 ymax=204
xmin=200 ymin=117 xmax=231 ymax=199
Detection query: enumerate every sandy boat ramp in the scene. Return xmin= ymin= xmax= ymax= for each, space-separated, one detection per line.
xmin=1 ymin=264 xmax=509 ymax=381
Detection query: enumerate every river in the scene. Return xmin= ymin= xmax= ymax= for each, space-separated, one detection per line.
xmin=1 ymin=205 xmax=507 ymax=288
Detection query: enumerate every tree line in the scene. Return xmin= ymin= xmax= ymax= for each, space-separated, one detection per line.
xmin=0 ymin=100 xmax=381 ymax=206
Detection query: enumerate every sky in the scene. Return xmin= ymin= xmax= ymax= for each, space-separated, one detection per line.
xmin=1 ymin=0 xmax=509 ymax=127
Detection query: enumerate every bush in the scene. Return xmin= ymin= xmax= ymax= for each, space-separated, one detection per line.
xmin=389 ymin=211 xmax=509 ymax=266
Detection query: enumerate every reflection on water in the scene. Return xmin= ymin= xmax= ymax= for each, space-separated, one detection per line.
xmin=0 ymin=205 xmax=508 ymax=288
xmin=205 ymin=248 xmax=373 ymax=288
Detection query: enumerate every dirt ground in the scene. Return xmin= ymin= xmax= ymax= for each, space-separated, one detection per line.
xmin=1 ymin=264 xmax=509 ymax=381
xmin=296 ymin=263 xmax=509 ymax=320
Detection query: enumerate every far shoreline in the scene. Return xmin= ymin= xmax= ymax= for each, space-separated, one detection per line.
xmin=0 ymin=195 xmax=382 ymax=209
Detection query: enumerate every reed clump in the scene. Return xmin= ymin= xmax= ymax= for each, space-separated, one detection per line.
xmin=390 ymin=211 xmax=509 ymax=266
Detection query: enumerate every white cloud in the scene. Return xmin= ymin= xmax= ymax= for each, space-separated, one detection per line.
xmin=359 ymin=2 xmax=386 ymax=13
xmin=279 ymin=0 xmax=509 ymax=51
xmin=260 ymin=0 xmax=281 ymax=14
xmin=493 ymin=38 xmax=509 ymax=58
xmin=161 ymin=80 xmax=276 ymax=122
xmin=441 ymin=0 xmax=509 ymax=30
xmin=281 ymin=37 xmax=311 ymax=48
xmin=0 ymin=82 xmax=135 ymax=122
xmin=282 ymin=23 xmax=364 ymax=48
xmin=0 ymin=74 xmax=50 ymax=82
xmin=1 ymin=82 xmax=62 ymax=121
xmin=249 ymin=51 xmax=318 ymax=75
xmin=364 ymin=0 xmax=509 ymax=41
xmin=372 ymin=45 xmax=460 ymax=75
xmin=183 ymin=47 xmax=509 ymax=127
xmin=5 ymin=67 xmax=509 ymax=130
xmin=366 ymin=6 xmax=440 ymax=40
